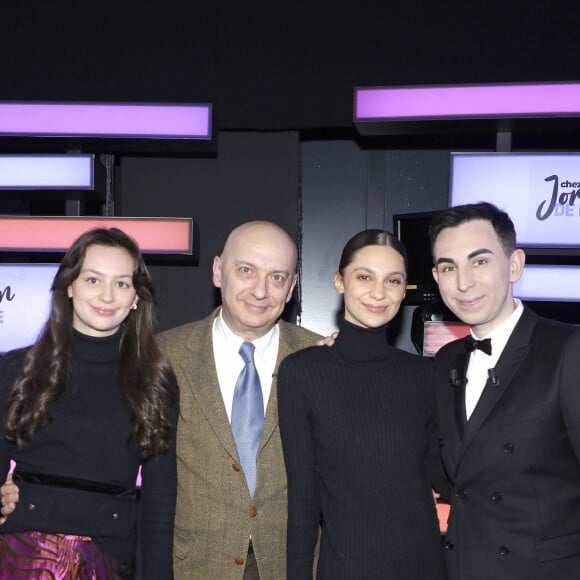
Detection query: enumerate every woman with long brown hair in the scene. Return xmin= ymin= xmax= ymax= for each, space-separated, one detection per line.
xmin=0 ymin=228 xmax=178 ymax=579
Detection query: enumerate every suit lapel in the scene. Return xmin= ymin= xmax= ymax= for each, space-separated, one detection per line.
xmin=258 ymin=324 xmax=294 ymax=452
xmin=458 ymin=309 xmax=536 ymax=462
xmin=177 ymin=317 xmax=313 ymax=462
xmin=443 ymin=344 xmax=470 ymax=479
xmin=453 ymin=348 xmax=470 ymax=440
xmin=180 ymin=312 xmax=239 ymax=460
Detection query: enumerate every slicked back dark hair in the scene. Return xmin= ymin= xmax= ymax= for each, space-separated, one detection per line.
xmin=338 ymin=229 xmax=408 ymax=276
xmin=428 ymin=202 xmax=517 ymax=258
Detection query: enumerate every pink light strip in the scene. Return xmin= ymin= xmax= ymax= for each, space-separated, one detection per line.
xmin=355 ymin=82 xmax=580 ymax=120
xmin=0 ymin=102 xmax=211 ymax=139
xmin=0 ymin=216 xmax=193 ymax=254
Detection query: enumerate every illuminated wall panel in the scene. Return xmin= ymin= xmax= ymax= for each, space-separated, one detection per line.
xmin=355 ymin=82 xmax=580 ymax=121
xmin=0 ymin=102 xmax=212 ymax=139
xmin=0 ymin=216 xmax=193 ymax=254
xmin=0 ymin=154 xmax=93 ymax=189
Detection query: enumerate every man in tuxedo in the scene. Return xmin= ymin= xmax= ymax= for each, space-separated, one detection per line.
xmin=430 ymin=201 xmax=580 ymax=580
xmin=1 ymin=220 xmax=321 ymax=580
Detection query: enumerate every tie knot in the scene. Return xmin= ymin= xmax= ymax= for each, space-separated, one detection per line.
xmin=239 ymin=341 xmax=256 ymax=364
xmin=465 ymin=336 xmax=492 ymax=356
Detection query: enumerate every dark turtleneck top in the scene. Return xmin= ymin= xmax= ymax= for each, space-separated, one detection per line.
xmin=0 ymin=330 xmax=177 ymax=577
xmin=277 ymin=317 xmax=447 ymax=580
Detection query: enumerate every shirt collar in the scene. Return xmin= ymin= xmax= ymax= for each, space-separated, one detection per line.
xmin=471 ymin=298 xmax=524 ymax=361
xmin=214 ymin=308 xmax=278 ymax=358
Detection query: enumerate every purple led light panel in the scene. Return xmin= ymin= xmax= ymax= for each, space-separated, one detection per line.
xmin=355 ymin=82 xmax=580 ymax=120
xmin=0 ymin=102 xmax=212 ymax=139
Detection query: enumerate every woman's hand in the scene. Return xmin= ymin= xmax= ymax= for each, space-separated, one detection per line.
xmin=316 ymin=331 xmax=338 ymax=347
xmin=0 ymin=474 xmax=19 ymax=525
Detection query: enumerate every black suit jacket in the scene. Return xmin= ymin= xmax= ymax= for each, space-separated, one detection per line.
xmin=433 ymin=306 xmax=580 ymax=580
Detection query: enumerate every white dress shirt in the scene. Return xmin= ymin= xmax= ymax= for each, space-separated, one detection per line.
xmin=465 ymin=299 xmax=524 ymax=419
xmin=212 ymin=310 xmax=279 ymax=422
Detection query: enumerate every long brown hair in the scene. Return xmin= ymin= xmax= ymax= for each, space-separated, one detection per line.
xmin=5 ymin=228 xmax=177 ymax=457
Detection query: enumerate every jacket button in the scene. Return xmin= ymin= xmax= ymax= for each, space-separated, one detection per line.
xmin=249 ymin=507 xmax=257 ymax=518
xmin=27 ymin=503 xmax=36 ymax=511
xmin=439 ymin=438 xmax=445 ymax=448
xmin=491 ymin=491 xmax=502 ymax=502
xmin=455 ymin=489 xmax=466 ymax=499
xmin=499 ymin=545 xmax=510 ymax=555
xmin=444 ymin=541 xmax=454 ymax=550
xmin=232 ymin=463 xmax=241 ymax=472
xmin=503 ymin=443 xmax=514 ymax=454
xmin=112 ymin=513 xmax=119 ymax=519
xmin=235 ymin=557 xmax=245 ymax=565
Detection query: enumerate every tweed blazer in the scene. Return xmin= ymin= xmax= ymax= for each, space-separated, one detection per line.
xmin=158 ymin=309 xmax=321 ymax=580
xmin=433 ymin=307 xmax=580 ymax=580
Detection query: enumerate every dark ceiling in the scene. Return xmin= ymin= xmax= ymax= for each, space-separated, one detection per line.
xmin=1 ymin=1 xmax=579 ymax=134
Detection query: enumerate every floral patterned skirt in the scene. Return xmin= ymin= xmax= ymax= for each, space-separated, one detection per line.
xmin=0 ymin=531 xmax=134 ymax=579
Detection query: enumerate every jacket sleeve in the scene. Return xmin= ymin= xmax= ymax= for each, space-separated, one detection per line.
xmin=423 ymin=360 xmax=452 ymax=503
xmin=559 ymin=329 xmax=580 ymax=462
xmin=0 ymin=351 xmax=24 ymax=482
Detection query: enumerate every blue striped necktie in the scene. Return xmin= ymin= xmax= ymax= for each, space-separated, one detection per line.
xmin=231 ymin=341 xmax=264 ymax=497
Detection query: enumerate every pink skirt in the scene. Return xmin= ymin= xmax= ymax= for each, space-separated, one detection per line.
xmin=0 ymin=531 xmax=133 ymax=579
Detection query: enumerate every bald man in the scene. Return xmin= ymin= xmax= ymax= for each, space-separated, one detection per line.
xmin=158 ymin=221 xmax=321 ymax=579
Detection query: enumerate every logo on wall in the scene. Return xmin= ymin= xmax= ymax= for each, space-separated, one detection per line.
xmin=536 ymin=175 xmax=580 ymax=221
xmin=0 ymin=286 xmax=15 ymax=325
xmin=0 ymin=286 xmax=15 ymax=304
xmin=0 ymin=264 xmax=57 ymax=353
xmin=451 ymin=153 xmax=580 ymax=247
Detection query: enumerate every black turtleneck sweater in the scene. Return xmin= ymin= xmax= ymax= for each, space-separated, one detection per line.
xmin=278 ymin=318 xmax=447 ymax=580
xmin=0 ymin=330 xmax=176 ymax=578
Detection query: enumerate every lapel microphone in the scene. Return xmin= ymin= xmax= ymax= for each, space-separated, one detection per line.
xmin=449 ymin=369 xmax=463 ymax=387
xmin=488 ymin=368 xmax=499 ymax=386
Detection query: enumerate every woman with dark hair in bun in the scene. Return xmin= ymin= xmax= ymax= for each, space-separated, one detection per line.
xmin=278 ymin=229 xmax=447 ymax=579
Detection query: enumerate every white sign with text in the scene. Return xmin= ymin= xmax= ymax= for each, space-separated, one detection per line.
xmin=0 ymin=264 xmax=58 ymax=354
xmin=450 ymin=153 xmax=580 ymax=248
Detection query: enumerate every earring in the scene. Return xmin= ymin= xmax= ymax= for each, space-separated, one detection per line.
xmin=131 ymin=303 xmax=138 ymax=310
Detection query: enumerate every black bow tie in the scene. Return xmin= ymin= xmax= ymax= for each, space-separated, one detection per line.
xmin=465 ymin=336 xmax=492 ymax=356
